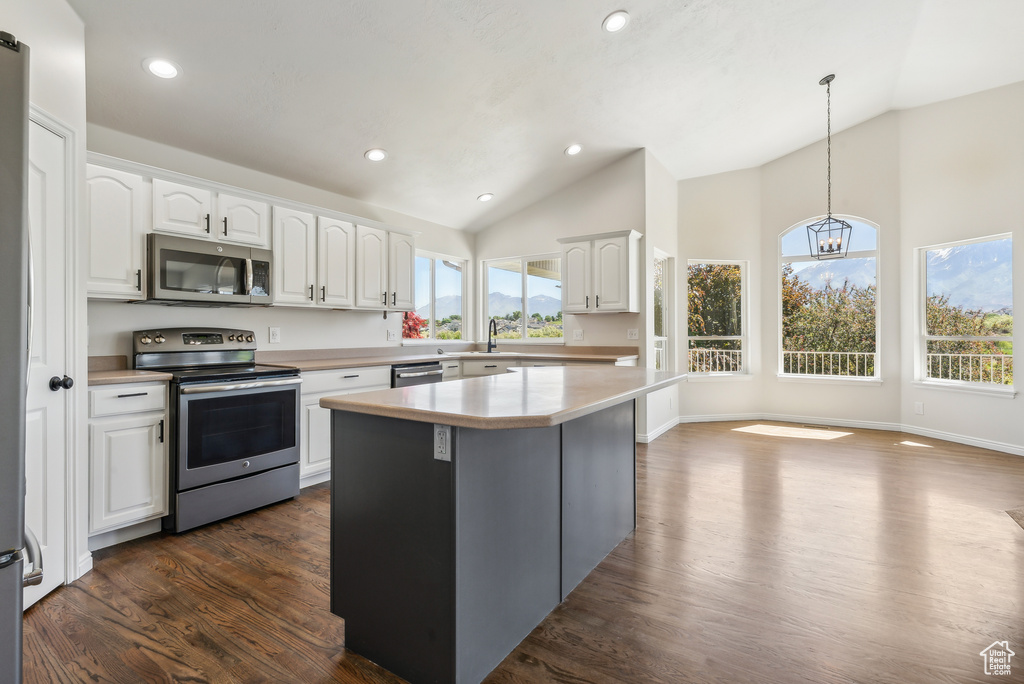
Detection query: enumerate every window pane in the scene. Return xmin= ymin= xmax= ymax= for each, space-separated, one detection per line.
xmin=488 ymin=260 xmax=523 ymax=340
xmin=526 ymin=258 xmax=562 ymax=338
xmin=435 ymin=259 xmax=463 ymax=340
xmin=781 ymin=257 xmax=876 ymax=376
xmin=654 ymin=257 xmax=666 ymax=338
xmin=403 ymin=256 xmax=432 ymax=339
xmin=925 ymin=238 xmax=1012 ymax=337
xmin=688 ymin=339 xmax=742 ymax=373
xmin=688 ymin=263 xmax=742 ymax=337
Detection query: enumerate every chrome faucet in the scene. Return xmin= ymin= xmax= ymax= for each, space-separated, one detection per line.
xmin=487 ymin=319 xmax=498 ymax=353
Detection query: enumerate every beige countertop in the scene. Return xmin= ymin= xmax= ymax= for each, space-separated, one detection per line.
xmin=266 ymin=350 xmax=638 ymax=372
xmin=88 ymin=369 xmax=174 ymax=386
xmin=319 ymin=365 xmax=684 ymax=430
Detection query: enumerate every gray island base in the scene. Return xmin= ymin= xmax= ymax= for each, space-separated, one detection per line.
xmin=323 ymin=366 xmax=684 ymax=684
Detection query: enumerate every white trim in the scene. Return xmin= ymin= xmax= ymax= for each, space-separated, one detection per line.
xmin=677 ymin=412 xmax=762 ymax=424
xmin=86 ymin=151 xmax=418 ymax=237
xmin=759 ymin=413 xmax=902 ymax=432
xmin=687 ymin=373 xmax=754 ymax=382
xmin=900 ymin=424 xmax=1024 ymax=458
xmin=482 ymin=252 xmax=564 ymax=342
xmin=636 ymin=416 xmax=680 ymax=443
xmin=88 ymin=519 xmax=161 ymax=552
xmin=300 ymin=471 xmax=331 ymax=489
xmin=776 ymin=374 xmax=883 ymax=386
xmin=910 ymin=379 xmax=1016 ymax=398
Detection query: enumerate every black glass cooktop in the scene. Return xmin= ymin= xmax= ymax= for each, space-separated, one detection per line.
xmin=170 ymin=364 xmax=299 ymax=384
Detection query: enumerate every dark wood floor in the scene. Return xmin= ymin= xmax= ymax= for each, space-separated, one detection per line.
xmin=23 ymin=422 xmax=1024 ymax=683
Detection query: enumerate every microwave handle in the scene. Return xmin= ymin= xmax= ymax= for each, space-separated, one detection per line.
xmin=245 ymin=258 xmax=254 ymax=295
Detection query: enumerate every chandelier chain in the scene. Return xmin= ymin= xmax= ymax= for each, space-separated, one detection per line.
xmin=826 ymin=78 xmax=832 ymax=217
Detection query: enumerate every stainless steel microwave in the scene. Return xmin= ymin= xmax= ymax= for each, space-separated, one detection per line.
xmin=147 ymin=234 xmax=273 ymax=306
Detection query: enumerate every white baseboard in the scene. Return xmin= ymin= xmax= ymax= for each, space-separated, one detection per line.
xmin=75 ymin=552 xmax=93 ymax=579
xmin=759 ymin=413 xmax=903 ymax=433
xmin=300 ymin=470 xmax=331 ymax=489
xmin=677 ymin=413 xmax=762 ymax=425
xmin=636 ymin=417 xmax=681 ymax=443
xmin=901 ymin=424 xmax=1024 ymax=457
xmin=88 ymin=518 xmax=162 ymax=552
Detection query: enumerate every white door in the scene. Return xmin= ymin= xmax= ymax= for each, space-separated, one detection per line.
xmin=152 ymin=179 xmax=213 ymax=238
xmin=560 ymin=242 xmax=592 ymax=313
xmin=355 ymin=224 xmax=388 ymax=309
xmin=593 ymin=236 xmax=627 ymax=312
xmin=388 ymin=232 xmax=415 ymax=311
xmin=272 ymin=207 xmax=316 ymax=306
xmin=85 ymin=165 xmax=147 ymax=300
xmin=317 ymin=217 xmax=355 ymax=308
xmin=24 ymin=119 xmax=69 ymax=607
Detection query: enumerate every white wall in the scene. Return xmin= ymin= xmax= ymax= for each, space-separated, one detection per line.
xmin=86 ymin=125 xmax=473 ymax=355
xmin=474 ymin=149 xmax=646 ymax=347
xmin=899 ymin=81 xmax=1024 ymax=452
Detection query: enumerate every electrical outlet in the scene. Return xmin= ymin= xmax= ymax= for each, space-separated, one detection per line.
xmin=387 ymin=329 xmax=397 ymax=341
xmin=626 ymin=328 xmax=639 ymax=340
xmin=573 ymin=329 xmax=584 ymax=341
xmin=434 ymin=424 xmax=451 ymax=461
xmin=914 ymin=402 xmax=924 ymax=415
xmin=268 ymin=327 xmax=281 ymax=344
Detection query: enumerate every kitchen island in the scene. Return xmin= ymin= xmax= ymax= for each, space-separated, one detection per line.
xmin=321 ymin=366 xmax=685 ymax=684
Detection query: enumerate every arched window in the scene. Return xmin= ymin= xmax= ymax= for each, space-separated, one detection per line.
xmin=779 ymin=217 xmax=879 ymax=378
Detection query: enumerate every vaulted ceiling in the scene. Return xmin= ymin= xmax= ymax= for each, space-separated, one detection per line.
xmin=67 ymin=0 xmax=1024 ymax=231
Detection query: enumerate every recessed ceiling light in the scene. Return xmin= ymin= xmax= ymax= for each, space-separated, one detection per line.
xmin=144 ymin=58 xmax=180 ymax=79
xmin=602 ymin=10 xmax=630 ymax=33
xmin=477 ymin=193 xmax=494 ymax=202
xmin=364 ymin=148 xmax=388 ymax=162
xmin=564 ymin=144 xmax=583 ymax=156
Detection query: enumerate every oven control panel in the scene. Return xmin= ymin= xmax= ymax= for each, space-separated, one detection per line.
xmin=133 ymin=327 xmax=257 ymax=353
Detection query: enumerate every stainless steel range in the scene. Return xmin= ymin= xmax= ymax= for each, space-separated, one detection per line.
xmin=133 ymin=327 xmax=301 ymax=533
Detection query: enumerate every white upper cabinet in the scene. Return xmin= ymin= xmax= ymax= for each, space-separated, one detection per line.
xmin=86 ymin=164 xmax=148 ymax=300
xmin=152 ymin=179 xmax=213 ymax=238
xmin=317 ymin=217 xmax=356 ymax=308
xmin=355 ymin=225 xmax=389 ymax=309
xmin=388 ymin=232 xmax=415 ymax=311
xmin=217 ymin=193 xmax=269 ymax=247
xmin=354 ymin=225 xmax=416 ymax=310
xmin=557 ymin=230 xmax=641 ymax=314
xmin=273 ymin=207 xmax=318 ymax=306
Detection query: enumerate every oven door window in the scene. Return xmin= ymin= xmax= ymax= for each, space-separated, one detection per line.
xmin=161 ymin=249 xmax=246 ymax=295
xmin=185 ymin=389 xmax=296 ymax=469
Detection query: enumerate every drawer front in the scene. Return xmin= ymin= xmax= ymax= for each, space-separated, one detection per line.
xmin=442 ymin=361 xmax=462 ymax=380
xmin=90 ymin=383 xmax=167 ymax=418
xmin=301 ymin=365 xmax=391 ymax=394
xmin=461 ymin=360 xmax=515 ymax=376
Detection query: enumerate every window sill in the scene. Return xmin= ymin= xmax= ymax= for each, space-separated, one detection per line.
xmin=402 ymin=338 xmax=473 ymax=346
xmin=911 ymin=380 xmax=1017 ymax=399
xmin=687 ymin=373 xmax=754 ymax=382
xmin=776 ymin=374 xmax=883 ymax=386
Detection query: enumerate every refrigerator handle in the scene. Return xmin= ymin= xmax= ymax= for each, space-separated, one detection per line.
xmin=26 ymin=229 xmax=34 ymax=387
xmin=22 ymin=525 xmax=42 ymax=587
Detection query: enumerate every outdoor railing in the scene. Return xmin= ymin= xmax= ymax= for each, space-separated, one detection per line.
xmin=688 ymin=349 xmax=743 ymax=373
xmin=782 ymin=351 xmax=876 ymax=377
xmin=926 ymin=353 xmax=1013 ymax=385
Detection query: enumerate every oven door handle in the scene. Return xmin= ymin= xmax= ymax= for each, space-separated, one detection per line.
xmin=180 ymin=377 xmax=302 ymax=394
xmin=395 ymin=369 xmax=444 ymax=379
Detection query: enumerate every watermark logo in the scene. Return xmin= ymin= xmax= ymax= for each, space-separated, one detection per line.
xmin=980 ymin=641 xmax=1014 ymax=676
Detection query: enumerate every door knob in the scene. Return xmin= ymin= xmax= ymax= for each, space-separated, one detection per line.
xmin=48 ymin=375 xmax=74 ymax=391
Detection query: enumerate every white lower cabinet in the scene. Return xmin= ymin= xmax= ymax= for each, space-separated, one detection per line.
xmin=300 ymin=366 xmax=391 ymax=481
xmin=88 ymin=383 xmax=168 ymax=534
xmin=462 ymin=359 xmax=517 ymax=377
xmin=442 ymin=360 xmax=462 ymax=381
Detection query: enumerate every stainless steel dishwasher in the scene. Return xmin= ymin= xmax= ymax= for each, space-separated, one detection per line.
xmin=391 ymin=361 xmax=444 ymax=388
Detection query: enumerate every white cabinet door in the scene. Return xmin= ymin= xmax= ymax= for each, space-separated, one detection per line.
xmin=273 ymin=207 xmax=317 ymax=306
xmin=89 ymin=412 xmax=167 ymax=533
xmin=388 ymin=232 xmax=416 ymax=311
xmin=217 ymin=193 xmax=269 ymax=247
xmin=153 ymin=179 xmax=213 ymax=238
xmin=561 ymin=241 xmax=592 ymax=313
xmin=355 ymin=224 xmax=388 ymax=309
xmin=86 ymin=164 xmax=147 ymax=299
xmin=301 ymin=395 xmax=333 ymax=479
xmin=592 ymin=236 xmax=628 ymax=312
xmin=317 ymin=217 xmax=355 ymax=308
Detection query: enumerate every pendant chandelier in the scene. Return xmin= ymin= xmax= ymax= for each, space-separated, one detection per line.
xmin=806 ymin=74 xmax=852 ymax=260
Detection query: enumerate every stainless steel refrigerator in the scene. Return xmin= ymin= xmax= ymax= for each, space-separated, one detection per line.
xmin=0 ymin=29 xmax=41 ymax=684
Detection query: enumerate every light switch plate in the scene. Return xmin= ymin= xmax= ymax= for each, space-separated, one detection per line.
xmin=914 ymin=402 xmax=924 ymax=415
xmin=573 ymin=329 xmax=584 ymax=341
xmin=434 ymin=424 xmax=451 ymax=461
xmin=268 ymin=327 xmax=281 ymax=344
xmin=626 ymin=328 xmax=639 ymax=340
xmin=387 ymin=329 xmax=397 ymax=341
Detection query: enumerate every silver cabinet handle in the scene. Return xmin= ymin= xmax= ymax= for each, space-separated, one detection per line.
xmin=22 ymin=525 xmax=43 ymax=587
